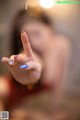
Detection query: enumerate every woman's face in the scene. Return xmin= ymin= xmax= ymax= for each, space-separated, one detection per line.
xmin=23 ymin=21 xmax=53 ymax=55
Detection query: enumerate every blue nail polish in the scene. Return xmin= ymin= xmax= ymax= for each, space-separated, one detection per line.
xmin=20 ymin=64 xmax=28 ymax=69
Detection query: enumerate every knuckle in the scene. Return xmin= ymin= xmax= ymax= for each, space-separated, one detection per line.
xmin=10 ymin=55 xmax=15 ymax=60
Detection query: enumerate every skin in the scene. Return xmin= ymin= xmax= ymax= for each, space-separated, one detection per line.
xmin=1 ymin=21 xmax=70 ymax=88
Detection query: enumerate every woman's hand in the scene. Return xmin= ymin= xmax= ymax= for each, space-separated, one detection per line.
xmin=1 ymin=31 xmax=42 ymax=85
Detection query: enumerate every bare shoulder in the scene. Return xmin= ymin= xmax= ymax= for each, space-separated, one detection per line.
xmin=54 ymin=35 xmax=71 ymax=50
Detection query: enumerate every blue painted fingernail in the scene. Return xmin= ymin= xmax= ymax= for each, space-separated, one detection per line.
xmin=20 ymin=64 xmax=28 ymax=69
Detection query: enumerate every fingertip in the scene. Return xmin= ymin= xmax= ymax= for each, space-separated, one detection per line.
xmin=1 ymin=57 xmax=8 ymax=63
xmin=21 ymin=30 xmax=27 ymax=37
xmin=21 ymin=30 xmax=28 ymax=40
xmin=8 ymin=59 xmax=14 ymax=65
xmin=21 ymin=30 xmax=26 ymax=33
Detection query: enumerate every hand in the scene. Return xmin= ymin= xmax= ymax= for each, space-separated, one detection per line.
xmin=1 ymin=31 xmax=42 ymax=85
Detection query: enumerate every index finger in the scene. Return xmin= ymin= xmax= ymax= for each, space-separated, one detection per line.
xmin=21 ymin=31 xmax=33 ymax=57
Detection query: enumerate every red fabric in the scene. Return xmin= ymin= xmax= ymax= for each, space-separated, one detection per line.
xmin=3 ymin=77 xmax=52 ymax=110
xmin=0 ymin=75 xmax=53 ymax=110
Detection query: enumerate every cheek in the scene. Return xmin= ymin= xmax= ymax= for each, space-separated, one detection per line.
xmin=31 ymin=40 xmax=44 ymax=51
xmin=29 ymin=32 xmax=48 ymax=52
xmin=29 ymin=34 xmax=45 ymax=47
xmin=30 ymin=39 xmax=45 ymax=53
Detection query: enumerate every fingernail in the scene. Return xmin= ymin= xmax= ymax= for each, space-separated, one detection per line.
xmin=8 ymin=60 xmax=13 ymax=65
xmin=20 ymin=64 xmax=28 ymax=69
xmin=21 ymin=30 xmax=25 ymax=33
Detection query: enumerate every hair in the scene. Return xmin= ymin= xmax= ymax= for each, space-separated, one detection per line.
xmin=10 ymin=7 xmax=54 ymax=55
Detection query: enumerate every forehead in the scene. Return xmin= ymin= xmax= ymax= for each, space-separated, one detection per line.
xmin=23 ymin=21 xmax=49 ymax=32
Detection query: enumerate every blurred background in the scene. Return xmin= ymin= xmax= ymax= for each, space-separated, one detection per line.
xmin=0 ymin=0 xmax=80 ymax=119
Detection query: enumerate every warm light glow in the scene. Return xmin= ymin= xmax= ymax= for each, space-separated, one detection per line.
xmin=25 ymin=1 xmax=28 ymax=9
xmin=40 ymin=0 xmax=55 ymax=8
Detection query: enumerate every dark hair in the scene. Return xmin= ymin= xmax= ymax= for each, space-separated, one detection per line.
xmin=10 ymin=7 xmax=53 ymax=55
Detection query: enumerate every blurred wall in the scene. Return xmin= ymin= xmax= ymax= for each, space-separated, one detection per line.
xmin=0 ymin=0 xmax=26 ymax=74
